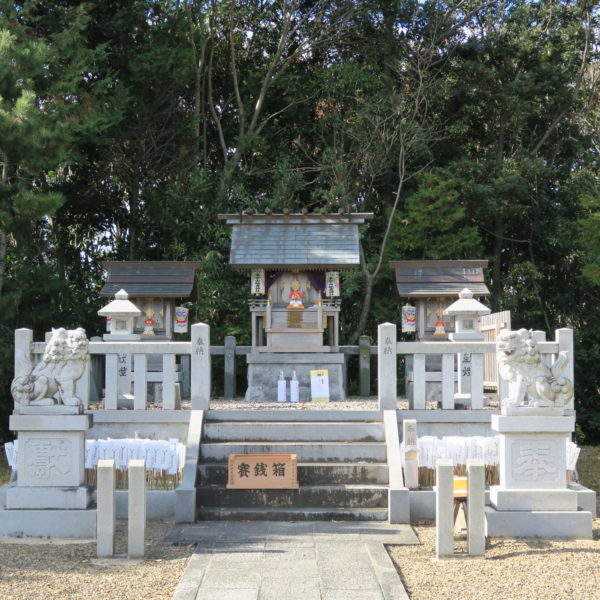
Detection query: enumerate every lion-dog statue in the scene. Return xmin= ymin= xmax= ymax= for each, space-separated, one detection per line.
xmin=11 ymin=327 xmax=89 ymax=406
xmin=497 ymin=328 xmax=573 ymax=408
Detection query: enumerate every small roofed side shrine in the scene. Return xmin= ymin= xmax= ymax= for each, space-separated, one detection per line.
xmin=99 ymin=261 xmax=201 ymax=406
xmin=100 ymin=261 xmax=201 ymax=339
xmin=219 ymin=212 xmax=373 ymax=402
xmin=390 ymin=260 xmax=491 ymax=408
xmin=389 ymin=260 xmax=490 ymax=340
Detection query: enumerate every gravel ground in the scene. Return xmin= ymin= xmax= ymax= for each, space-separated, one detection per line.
xmin=388 ymin=517 xmax=600 ymax=600
xmin=0 ymin=517 xmax=598 ymax=600
xmin=0 ymin=520 xmax=194 ymax=600
xmin=206 ymin=397 xmax=461 ymax=410
xmin=88 ymin=395 xmax=500 ymax=411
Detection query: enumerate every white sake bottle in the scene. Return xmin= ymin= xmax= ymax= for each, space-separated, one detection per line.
xmin=290 ymin=370 xmax=300 ymax=403
xmin=277 ymin=370 xmax=287 ymax=402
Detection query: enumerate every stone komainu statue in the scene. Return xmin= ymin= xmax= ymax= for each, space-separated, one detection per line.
xmin=497 ymin=328 xmax=573 ymax=408
xmin=11 ymin=327 xmax=90 ymax=406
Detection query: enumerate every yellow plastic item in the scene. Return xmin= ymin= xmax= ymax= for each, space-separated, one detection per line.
xmin=453 ymin=476 xmax=468 ymax=499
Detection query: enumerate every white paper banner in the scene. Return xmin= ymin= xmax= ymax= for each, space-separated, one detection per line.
xmin=310 ymin=369 xmax=329 ymax=402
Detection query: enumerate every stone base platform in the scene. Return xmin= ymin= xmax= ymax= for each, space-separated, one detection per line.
xmin=245 ymin=352 xmax=345 ymax=402
xmin=6 ymin=485 xmax=92 ymax=510
xmin=0 ymin=507 xmax=97 ymax=538
xmin=485 ymin=506 xmax=592 ymax=539
xmin=490 ymin=486 xmax=578 ymax=512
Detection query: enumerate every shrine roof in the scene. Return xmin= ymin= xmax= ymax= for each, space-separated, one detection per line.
xmin=219 ymin=213 xmax=373 ymax=270
xmin=100 ymin=261 xmax=201 ymax=298
xmin=390 ymin=260 xmax=490 ymax=297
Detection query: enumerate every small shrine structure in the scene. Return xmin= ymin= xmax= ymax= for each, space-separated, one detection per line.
xmin=390 ymin=260 xmax=491 ymax=407
xmin=219 ymin=212 xmax=373 ymax=401
xmin=99 ymin=261 xmax=200 ymax=404
xmin=390 ymin=260 xmax=490 ymax=340
xmin=100 ymin=261 xmax=201 ymax=339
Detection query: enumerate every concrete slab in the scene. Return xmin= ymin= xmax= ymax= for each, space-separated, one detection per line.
xmin=319 ymin=567 xmax=382 ymax=590
xmin=6 ymin=485 xmax=91 ymax=509
xmin=490 ymin=487 xmax=578 ymax=511
xmin=485 ymin=506 xmax=593 ymax=539
xmin=167 ymin=521 xmax=416 ymax=600
xmin=258 ymin=578 xmax=321 ymax=600
xmin=0 ymin=507 xmax=97 ymax=538
xmin=196 ymin=591 xmax=258 ymax=600
xmin=201 ymin=567 xmax=262 ymax=589
xmin=321 ymin=591 xmax=384 ymax=600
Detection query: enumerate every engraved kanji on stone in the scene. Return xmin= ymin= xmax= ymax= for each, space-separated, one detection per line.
xmin=514 ymin=443 xmax=557 ymax=481
xmin=26 ymin=438 xmax=71 ymax=480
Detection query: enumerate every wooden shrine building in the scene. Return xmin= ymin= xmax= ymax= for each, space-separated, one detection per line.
xmin=100 ymin=261 xmax=201 ymax=339
xmin=389 ymin=259 xmax=491 ymax=407
xmin=219 ymin=212 xmax=373 ymax=401
xmin=389 ymin=260 xmax=490 ymax=340
xmin=99 ymin=261 xmax=201 ymax=405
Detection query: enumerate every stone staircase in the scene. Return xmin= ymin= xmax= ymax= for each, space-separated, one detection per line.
xmin=196 ymin=409 xmax=389 ymax=521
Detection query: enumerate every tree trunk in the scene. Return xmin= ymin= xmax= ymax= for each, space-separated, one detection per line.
xmin=0 ymin=150 xmax=8 ymax=296
xmin=0 ymin=229 xmax=7 ymax=297
xmin=349 ymin=272 xmax=374 ymax=344
xmin=491 ymin=216 xmax=503 ymax=311
xmin=128 ymin=175 xmax=140 ymax=260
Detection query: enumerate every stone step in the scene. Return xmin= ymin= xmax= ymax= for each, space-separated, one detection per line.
xmin=204 ymin=409 xmax=382 ymax=422
xmin=196 ymin=506 xmax=389 ymax=521
xmin=202 ymin=421 xmax=384 ymax=442
xmin=197 ymin=462 xmax=389 ymax=486
xmin=199 ymin=441 xmax=387 ymax=463
xmin=196 ymin=484 xmax=388 ymax=508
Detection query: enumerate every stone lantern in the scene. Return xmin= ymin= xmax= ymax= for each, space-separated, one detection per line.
xmin=98 ymin=289 xmax=142 ymax=340
xmin=444 ymin=288 xmax=491 ymax=406
xmin=444 ymin=288 xmax=490 ymax=341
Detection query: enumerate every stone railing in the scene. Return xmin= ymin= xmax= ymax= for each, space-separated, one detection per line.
xmin=377 ymin=323 xmax=574 ymax=411
xmin=18 ymin=323 xmax=211 ymax=410
xmin=17 ymin=322 xmax=574 ymax=411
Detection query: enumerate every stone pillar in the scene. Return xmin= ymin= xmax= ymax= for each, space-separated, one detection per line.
xmin=116 ymin=351 xmax=133 ymax=397
xmin=467 ymin=459 xmax=485 ymax=556
xmin=128 ymin=459 xmax=146 ymax=558
xmin=358 ymin=335 xmax=371 ymax=397
xmin=190 ymin=323 xmax=210 ymax=409
xmin=402 ymin=419 xmax=419 ymax=490
xmin=224 ymin=335 xmax=237 ymax=399
xmin=556 ymin=328 xmax=574 ymax=410
xmin=133 ymin=353 xmax=148 ymax=409
xmin=162 ymin=353 xmax=177 ymax=409
xmin=14 ymin=328 xmax=33 ymax=379
xmin=97 ymin=459 xmax=116 ymax=557
xmin=378 ymin=322 xmax=397 ymax=410
xmin=436 ymin=459 xmax=454 ymax=557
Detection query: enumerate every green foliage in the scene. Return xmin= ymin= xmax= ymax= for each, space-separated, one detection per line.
xmin=389 ymin=172 xmax=482 ymax=260
xmin=0 ymin=0 xmax=598 ymax=441
xmin=576 ymin=446 xmax=600 ymax=493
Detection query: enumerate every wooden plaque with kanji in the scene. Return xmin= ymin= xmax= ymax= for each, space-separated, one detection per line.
xmin=227 ymin=454 xmax=299 ymax=489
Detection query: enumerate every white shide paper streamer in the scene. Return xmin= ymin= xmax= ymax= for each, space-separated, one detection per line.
xmin=5 ymin=438 xmax=185 ymax=475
